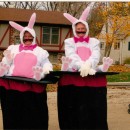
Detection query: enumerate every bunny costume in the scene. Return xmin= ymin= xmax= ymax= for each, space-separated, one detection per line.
xmin=1 ymin=13 xmax=52 ymax=80
xmin=57 ymin=5 xmax=108 ymax=130
xmin=63 ymin=6 xmax=100 ymax=75
xmin=61 ymin=7 xmax=113 ymax=76
xmin=0 ymin=13 xmax=51 ymax=129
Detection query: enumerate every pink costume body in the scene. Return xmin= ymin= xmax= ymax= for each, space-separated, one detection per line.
xmin=0 ymin=13 xmax=52 ymax=93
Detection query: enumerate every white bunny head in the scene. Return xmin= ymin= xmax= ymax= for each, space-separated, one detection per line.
xmin=9 ymin=13 xmax=36 ymax=45
xmin=63 ymin=6 xmax=90 ymax=38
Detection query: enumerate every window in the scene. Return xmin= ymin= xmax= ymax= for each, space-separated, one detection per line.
xmin=128 ymin=42 xmax=130 ymax=51
xmin=42 ymin=26 xmax=59 ymax=45
xmin=14 ymin=36 xmax=20 ymax=44
xmin=100 ymin=42 xmax=104 ymax=49
xmin=114 ymin=42 xmax=120 ymax=50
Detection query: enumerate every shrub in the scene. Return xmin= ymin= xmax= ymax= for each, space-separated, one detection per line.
xmin=124 ymin=57 xmax=130 ymax=64
xmin=115 ymin=60 xmax=120 ymax=65
xmin=53 ymin=64 xmax=61 ymax=71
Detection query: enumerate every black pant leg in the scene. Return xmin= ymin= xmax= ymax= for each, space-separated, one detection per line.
xmin=0 ymin=87 xmax=48 ymax=130
xmin=80 ymin=87 xmax=108 ymax=130
xmin=58 ymin=85 xmax=80 ymax=130
xmin=57 ymin=86 xmax=108 ymax=130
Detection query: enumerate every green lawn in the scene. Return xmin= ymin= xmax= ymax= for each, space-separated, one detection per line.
xmin=107 ymin=72 xmax=130 ymax=82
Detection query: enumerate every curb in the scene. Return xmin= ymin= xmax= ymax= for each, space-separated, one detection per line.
xmin=107 ymin=82 xmax=130 ymax=86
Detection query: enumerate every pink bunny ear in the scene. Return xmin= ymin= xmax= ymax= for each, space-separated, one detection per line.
xmin=27 ymin=13 xmax=36 ymax=29
xmin=63 ymin=13 xmax=78 ymax=23
xmin=79 ymin=6 xmax=90 ymax=21
xmin=9 ymin=21 xmax=24 ymax=32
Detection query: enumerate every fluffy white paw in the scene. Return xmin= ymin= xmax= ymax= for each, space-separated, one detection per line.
xmin=43 ymin=65 xmax=52 ymax=75
xmin=3 ymin=50 xmax=14 ymax=63
xmin=32 ymin=66 xmax=43 ymax=81
xmin=0 ymin=62 xmax=10 ymax=77
xmin=89 ymin=68 xmax=96 ymax=75
xmin=61 ymin=56 xmax=72 ymax=71
xmin=102 ymin=57 xmax=113 ymax=72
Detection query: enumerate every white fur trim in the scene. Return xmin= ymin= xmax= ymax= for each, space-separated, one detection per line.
xmin=72 ymin=20 xmax=89 ymax=37
xmin=20 ymin=27 xmax=36 ymax=45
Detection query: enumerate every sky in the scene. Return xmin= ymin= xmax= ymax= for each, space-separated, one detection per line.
xmin=0 ymin=0 xmax=128 ymax=2
xmin=0 ymin=0 xmax=129 ymax=6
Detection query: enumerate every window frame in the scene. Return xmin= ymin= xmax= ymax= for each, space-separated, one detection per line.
xmin=100 ymin=42 xmax=105 ymax=49
xmin=42 ymin=26 xmax=60 ymax=45
xmin=128 ymin=42 xmax=130 ymax=51
xmin=114 ymin=42 xmax=120 ymax=50
xmin=14 ymin=36 xmax=20 ymax=45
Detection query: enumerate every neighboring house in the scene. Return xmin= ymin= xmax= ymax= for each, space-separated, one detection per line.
xmin=0 ymin=7 xmax=72 ymax=63
xmin=99 ymin=17 xmax=130 ymax=65
xmin=2 ymin=8 xmax=130 ymax=65
xmin=100 ymin=38 xmax=126 ymax=65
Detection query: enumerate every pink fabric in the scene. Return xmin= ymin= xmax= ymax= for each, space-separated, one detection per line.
xmin=59 ymin=74 xmax=107 ymax=87
xmin=12 ymin=52 xmax=37 ymax=78
xmin=62 ymin=63 xmax=69 ymax=71
xmin=19 ymin=44 xmax=37 ymax=52
xmin=74 ymin=36 xmax=89 ymax=43
xmin=76 ymin=47 xmax=91 ymax=61
xmin=0 ymin=79 xmax=45 ymax=93
xmin=63 ymin=13 xmax=78 ymax=23
xmin=27 ymin=13 xmax=36 ymax=29
xmin=103 ymin=64 xmax=109 ymax=72
xmin=79 ymin=7 xmax=90 ymax=21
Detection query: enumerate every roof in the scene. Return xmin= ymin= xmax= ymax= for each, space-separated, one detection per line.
xmin=0 ymin=7 xmax=71 ymax=25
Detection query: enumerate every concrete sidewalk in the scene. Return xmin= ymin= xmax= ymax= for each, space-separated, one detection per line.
xmin=0 ymin=84 xmax=130 ymax=130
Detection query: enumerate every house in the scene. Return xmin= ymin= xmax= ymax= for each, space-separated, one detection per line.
xmin=2 ymin=7 xmax=129 ymax=65
xmin=0 ymin=7 xmax=72 ymax=63
xmin=98 ymin=16 xmax=130 ymax=65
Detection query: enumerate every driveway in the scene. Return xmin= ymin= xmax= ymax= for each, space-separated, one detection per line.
xmin=0 ymin=86 xmax=130 ymax=130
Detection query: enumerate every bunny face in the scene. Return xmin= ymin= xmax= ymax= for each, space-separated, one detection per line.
xmin=72 ymin=20 xmax=89 ymax=38
xmin=9 ymin=13 xmax=36 ymax=45
xmin=63 ymin=6 xmax=90 ymax=38
xmin=20 ymin=27 xmax=36 ymax=45
xmin=23 ymin=31 xmax=34 ymax=45
xmin=75 ymin=22 xmax=87 ymax=37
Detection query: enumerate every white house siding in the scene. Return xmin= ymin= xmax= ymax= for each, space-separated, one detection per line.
xmin=121 ymin=36 xmax=130 ymax=64
xmin=108 ymin=48 xmax=120 ymax=64
xmin=100 ymin=45 xmax=120 ymax=64
xmin=100 ymin=36 xmax=130 ymax=65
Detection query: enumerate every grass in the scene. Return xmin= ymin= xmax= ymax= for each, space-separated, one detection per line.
xmin=107 ymin=72 xmax=130 ymax=82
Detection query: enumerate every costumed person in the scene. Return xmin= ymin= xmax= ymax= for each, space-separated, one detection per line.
xmin=0 ymin=13 xmax=52 ymax=130
xmin=57 ymin=5 xmax=113 ymax=130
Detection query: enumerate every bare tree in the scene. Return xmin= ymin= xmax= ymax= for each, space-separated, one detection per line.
xmin=88 ymin=2 xmax=106 ymax=37
xmin=0 ymin=1 xmax=105 ymax=38
xmin=47 ymin=2 xmax=90 ymax=17
xmin=1 ymin=1 xmax=47 ymax=10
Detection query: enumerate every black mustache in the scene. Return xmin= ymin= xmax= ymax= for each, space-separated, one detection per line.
xmin=23 ymin=39 xmax=33 ymax=42
xmin=76 ymin=31 xmax=86 ymax=34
